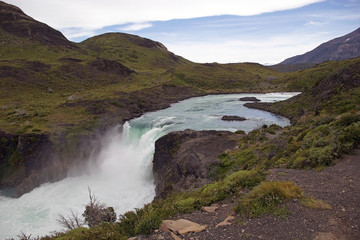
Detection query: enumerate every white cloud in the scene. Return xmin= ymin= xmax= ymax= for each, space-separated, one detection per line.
xmin=118 ymin=23 xmax=153 ymax=31
xmin=61 ymin=28 xmax=96 ymax=39
xmin=305 ymin=20 xmax=326 ymax=26
xmin=5 ymin=0 xmax=324 ymax=30
xmin=165 ymin=32 xmax=329 ymax=64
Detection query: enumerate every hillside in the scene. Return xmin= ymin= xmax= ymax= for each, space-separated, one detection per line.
xmin=280 ymin=27 xmax=360 ymax=64
xmin=0 ymin=0 xmax=285 ymax=197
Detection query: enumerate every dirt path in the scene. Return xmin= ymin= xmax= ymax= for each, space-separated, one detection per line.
xmin=134 ymin=150 xmax=360 ymax=240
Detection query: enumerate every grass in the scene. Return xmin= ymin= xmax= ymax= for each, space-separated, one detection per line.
xmin=235 ymin=181 xmax=303 ymax=217
xmin=300 ymin=197 xmax=332 ymax=210
xmin=235 ymin=181 xmax=331 ymax=218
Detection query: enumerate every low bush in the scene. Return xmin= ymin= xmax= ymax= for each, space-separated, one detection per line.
xmin=236 ymin=181 xmax=303 ymax=217
xmin=236 ymin=181 xmax=332 ymax=218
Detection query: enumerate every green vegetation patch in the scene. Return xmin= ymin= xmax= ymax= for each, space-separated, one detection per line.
xmin=236 ymin=181 xmax=330 ymax=218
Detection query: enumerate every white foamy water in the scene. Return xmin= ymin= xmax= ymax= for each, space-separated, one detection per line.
xmin=0 ymin=92 xmax=299 ymax=239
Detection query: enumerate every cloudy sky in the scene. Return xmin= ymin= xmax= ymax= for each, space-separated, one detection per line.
xmin=4 ymin=0 xmax=360 ymax=64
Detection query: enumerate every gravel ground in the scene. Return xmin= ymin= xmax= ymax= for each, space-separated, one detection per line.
xmin=134 ymin=149 xmax=360 ymax=240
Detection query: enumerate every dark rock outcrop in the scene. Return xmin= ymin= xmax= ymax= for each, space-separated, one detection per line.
xmin=89 ymin=58 xmax=135 ymax=76
xmin=311 ymin=61 xmax=360 ymax=100
xmin=153 ymin=130 xmax=237 ymax=198
xmin=239 ymin=97 xmax=260 ymax=102
xmin=0 ymin=129 xmax=108 ymax=197
xmin=221 ymin=116 xmax=246 ymax=121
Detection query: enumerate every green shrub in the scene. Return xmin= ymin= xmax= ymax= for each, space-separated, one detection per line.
xmin=117 ymin=205 xmax=162 ymax=236
xmin=336 ymin=112 xmax=360 ymax=127
xmin=236 ymin=181 xmax=303 ymax=217
xmin=337 ymin=122 xmax=360 ymax=153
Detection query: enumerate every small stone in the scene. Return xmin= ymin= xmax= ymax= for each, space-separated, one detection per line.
xmin=328 ymin=218 xmax=337 ymax=226
xmin=216 ymin=215 xmax=235 ymax=228
xmin=292 ymin=198 xmax=299 ymax=203
xmin=341 ymin=208 xmax=346 ymax=212
xmin=67 ymin=94 xmax=78 ymax=100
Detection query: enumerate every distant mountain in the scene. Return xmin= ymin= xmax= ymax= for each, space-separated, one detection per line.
xmin=280 ymin=27 xmax=360 ymax=64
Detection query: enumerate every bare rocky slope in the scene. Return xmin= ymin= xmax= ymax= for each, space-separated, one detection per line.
xmin=281 ymin=27 xmax=360 ymax=64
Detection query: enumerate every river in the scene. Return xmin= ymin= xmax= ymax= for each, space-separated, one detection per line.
xmin=0 ymin=92 xmax=299 ymax=238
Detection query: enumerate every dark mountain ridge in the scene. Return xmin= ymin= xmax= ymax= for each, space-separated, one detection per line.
xmin=280 ymin=27 xmax=360 ymax=65
xmin=0 ymin=1 xmax=75 ymax=48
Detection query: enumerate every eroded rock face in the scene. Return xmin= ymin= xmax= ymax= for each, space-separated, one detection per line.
xmin=153 ymin=130 xmax=237 ymax=198
xmin=0 ymin=130 xmax=106 ymax=197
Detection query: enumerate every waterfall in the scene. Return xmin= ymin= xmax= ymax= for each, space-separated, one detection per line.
xmin=0 ymin=92 xmax=299 ymax=239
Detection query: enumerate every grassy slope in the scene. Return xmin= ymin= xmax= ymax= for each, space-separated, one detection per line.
xmin=0 ymin=30 xmax=285 ymax=135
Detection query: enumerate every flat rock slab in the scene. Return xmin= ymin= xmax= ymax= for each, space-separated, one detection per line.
xmin=221 ymin=115 xmax=246 ymax=121
xmin=161 ymin=219 xmax=207 ymax=235
xmin=201 ymin=204 xmax=218 ymax=213
xmin=239 ymin=97 xmax=261 ymax=101
xmin=215 ymin=215 xmax=235 ymax=228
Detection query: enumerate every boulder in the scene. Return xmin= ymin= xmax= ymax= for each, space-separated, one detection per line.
xmin=221 ymin=115 xmax=246 ymax=121
xmin=239 ymin=97 xmax=261 ymax=101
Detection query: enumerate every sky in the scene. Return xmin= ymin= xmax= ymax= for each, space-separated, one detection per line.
xmin=4 ymin=0 xmax=360 ymax=64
